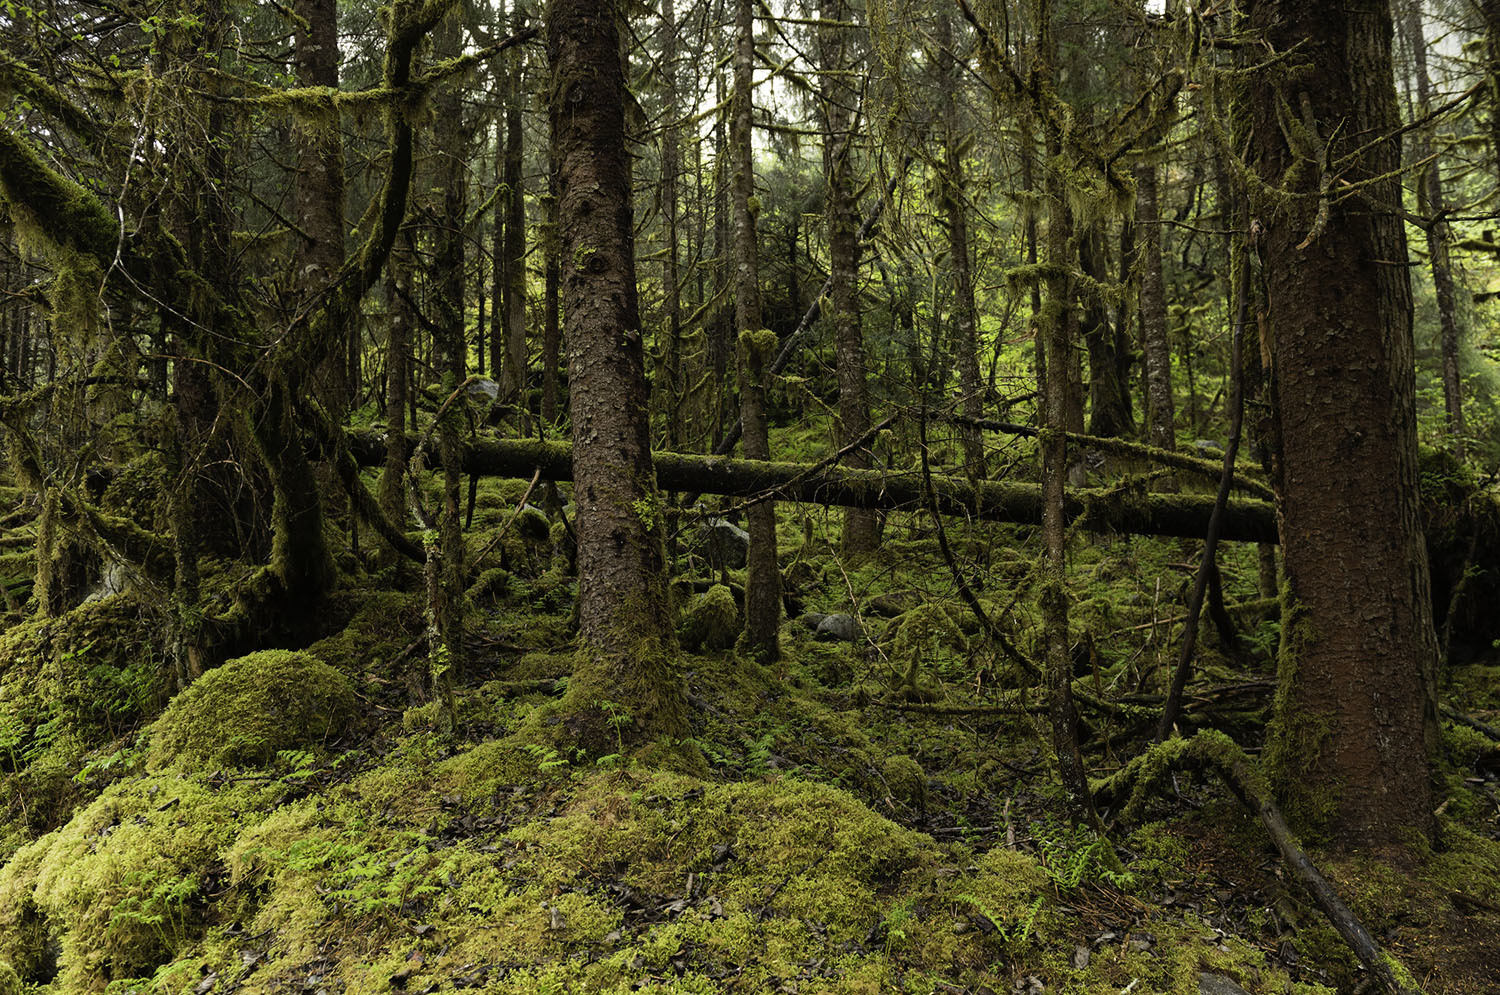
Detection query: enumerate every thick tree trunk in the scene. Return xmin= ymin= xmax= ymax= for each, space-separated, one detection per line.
xmin=1249 ymin=0 xmax=1438 ymax=852
xmin=490 ymin=122 xmax=506 ymax=386
xmin=732 ymin=0 xmax=780 ymax=662
xmin=820 ymin=0 xmax=878 ymax=554
xmin=548 ymin=0 xmax=685 ymax=746
xmin=542 ymin=150 xmax=561 ymax=429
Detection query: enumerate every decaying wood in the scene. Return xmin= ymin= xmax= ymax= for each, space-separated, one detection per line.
xmin=347 ymin=431 xmax=1280 ymax=544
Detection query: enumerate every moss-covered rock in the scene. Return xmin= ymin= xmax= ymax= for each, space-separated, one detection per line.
xmin=147 ymin=649 xmax=354 ymax=769
xmin=680 ymin=584 xmax=741 ymax=652
xmin=0 ymin=773 xmax=277 ymax=990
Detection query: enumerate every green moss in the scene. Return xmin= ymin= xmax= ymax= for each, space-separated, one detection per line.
xmin=680 ymin=584 xmax=740 ymax=652
xmin=0 ymin=773 xmax=276 ymax=989
xmin=147 ymin=650 xmax=354 ymax=770
xmin=737 ymin=328 xmax=779 ymax=366
xmin=881 ymin=754 xmax=927 ymax=812
xmin=0 ymin=960 xmax=17 ymax=995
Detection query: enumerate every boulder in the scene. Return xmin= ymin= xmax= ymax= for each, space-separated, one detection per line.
xmin=700 ymin=518 xmax=750 ymax=569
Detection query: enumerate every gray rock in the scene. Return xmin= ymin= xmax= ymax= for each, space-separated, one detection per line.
xmin=796 ymin=612 xmax=828 ymax=632
xmin=1198 ymin=973 xmax=1251 ymax=995
xmin=1193 ymin=439 xmax=1225 ymax=456
xmin=815 ymin=613 xmax=862 ymax=643
xmin=700 ymin=518 xmax=749 ymax=569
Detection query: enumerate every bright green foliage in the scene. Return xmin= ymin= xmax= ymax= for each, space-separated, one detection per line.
xmin=147 ymin=650 xmax=354 ymax=770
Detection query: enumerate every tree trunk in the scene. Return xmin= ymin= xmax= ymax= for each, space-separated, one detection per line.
xmin=1249 ymin=0 xmax=1438 ymax=853
xmin=1081 ymin=222 xmax=1133 ymax=438
xmin=347 ymin=430 xmax=1281 ymax=544
xmin=1404 ymin=1 xmax=1466 ymax=459
xmin=661 ymin=0 xmax=684 ymax=451
xmin=542 ymin=150 xmax=562 ymax=430
xmin=938 ymin=12 xmax=985 ymax=472
xmin=732 ymin=0 xmax=781 ymax=662
xmin=490 ymin=121 xmax=506 ymax=385
xmin=503 ymin=10 xmax=528 ymax=429
xmin=1035 ymin=0 xmax=1098 ymax=827
xmin=429 ymin=6 xmax=468 ymax=691
xmin=820 ymin=0 xmax=878 ymax=554
xmin=379 ymin=233 xmax=414 ymax=535
xmin=547 ymin=0 xmax=685 ymax=746
xmin=293 ymin=0 xmax=347 ymax=414
xmin=1136 ymin=161 xmax=1175 ymax=453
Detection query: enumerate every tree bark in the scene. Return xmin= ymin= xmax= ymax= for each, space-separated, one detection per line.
xmin=1035 ymin=0 xmax=1098 ymax=827
xmin=661 ymin=0 xmax=684 ymax=451
xmin=547 ymin=0 xmax=685 ymax=745
xmin=293 ymin=0 xmax=348 ymax=414
xmin=732 ymin=0 xmax=781 ymax=662
xmin=1249 ymin=0 xmax=1438 ymax=852
xmin=429 ymin=5 xmax=469 ymax=690
xmin=1136 ymin=161 xmax=1175 ymax=453
xmin=820 ymin=0 xmax=878 ymax=554
xmin=1404 ymin=1 xmax=1466 ymax=459
xmin=503 ymin=7 xmax=528 ymax=430
xmin=938 ymin=12 xmax=985 ymax=472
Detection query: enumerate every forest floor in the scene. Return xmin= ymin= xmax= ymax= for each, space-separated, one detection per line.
xmin=0 ymin=470 xmax=1498 ymax=995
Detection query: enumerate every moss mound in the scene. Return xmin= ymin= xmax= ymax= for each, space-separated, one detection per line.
xmin=0 ymin=961 xmax=17 ymax=995
xmin=147 ymin=649 xmax=354 ymax=769
xmin=680 ymin=584 xmax=740 ymax=651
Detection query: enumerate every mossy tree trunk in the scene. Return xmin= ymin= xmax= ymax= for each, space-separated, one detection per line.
xmin=1034 ymin=0 xmax=1100 ymax=827
xmin=379 ymin=232 xmax=414 ymax=540
xmin=429 ymin=5 xmax=469 ymax=692
xmin=937 ymin=12 xmax=985 ymax=474
xmin=819 ymin=0 xmax=878 ymax=555
xmin=1403 ymin=0 xmax=1466 ymax=460
xmin=547 ymin=0 xmax=686 ymax=746
xmin=1135 ymin=159 xmax=1176 ymax=454
xmin=1249 ymin=0 xmax=1439 ymax=853
xmin=294 ymin=0 xmax=349 ymax=414
xmin=732 ymin=0 xmax=781 ymax=662
xmin=1080 ymin=221 xmax=1133 ymax=439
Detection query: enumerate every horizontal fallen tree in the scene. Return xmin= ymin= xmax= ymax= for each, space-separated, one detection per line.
xmin=346 ymin=431 xmax=1281 ymax=544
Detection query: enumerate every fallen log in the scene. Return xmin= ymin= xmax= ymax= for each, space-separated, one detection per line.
xmin=347 ymin=431 xmax=1280 ymax=544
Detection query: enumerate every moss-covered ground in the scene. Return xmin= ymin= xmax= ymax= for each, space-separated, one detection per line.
xmin=0 ymin=465 xmax=1497 ymax=995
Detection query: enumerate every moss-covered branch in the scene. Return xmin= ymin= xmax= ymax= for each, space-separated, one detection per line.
xmin=347 ymin=431 xmax=1280 ymax=543
xmin=1093 ymin=731 xmax=1421 ymax=995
